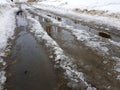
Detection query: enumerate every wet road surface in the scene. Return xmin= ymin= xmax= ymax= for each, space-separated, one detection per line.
xmin=5 ymin=3 xmax=120 ymax=90
xmin=5 ymin=14 xmax=58 ymax=90
xmin=6 ymin=30 xmax=58 ymax=90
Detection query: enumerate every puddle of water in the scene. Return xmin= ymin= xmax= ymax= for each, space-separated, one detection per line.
xmin=47 ymin=14 xmax=120 ymax=42
xmin=6 ymin=28 xmax=58 ymax=90
xmin=5 ymin=14 xmax=59 ymax=90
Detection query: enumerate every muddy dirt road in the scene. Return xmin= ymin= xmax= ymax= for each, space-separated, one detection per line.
xmin=5 ymin=3 xmax=120 ymax=90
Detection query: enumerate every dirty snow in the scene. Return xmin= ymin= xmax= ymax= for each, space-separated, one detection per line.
xmin=0 ymin=4 xmax=16 ymax=90
xmin=0 ymin=5 xmax=16 ymax=52
xmin=0 ymin=0 xmax=28 ymax=3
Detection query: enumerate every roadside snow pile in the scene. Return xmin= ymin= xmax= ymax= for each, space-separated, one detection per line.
xmin=0 ymin=5 xmax=16 ymax=52
xmin=0 ymin=4 xmax=16 ymax=90
xmin=27 ymin=14 xmax=96 ymax=90
xmin=0 ymin=0 xmax=8 ymax=4
xmin=39 ymin=0 xmax=120 ymax=13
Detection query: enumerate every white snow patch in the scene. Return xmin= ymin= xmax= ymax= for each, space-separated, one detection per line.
xmin=38 ymin=0 xmax=120 ymax=13
xmin=0 ymin=71 xmax=6 ymax=90
xmin=0 ymin=5 xmax=16 ymax=51
xmin=109 ymin=40 xmax=120 ymax=47
xmin=117 ymin=75 xmax=120 ymax=80
xmin=72 ymin=29 xmax=109 ymax=54
xmin=0 ymin=0 xmax=8 ymax=4
xmin=0 ymin=4 xmax=16 ymax=90
xmin=113 ymin=57 xmax=120 ymax=72
xmin=112 ymin=57 xmax=120 ymax=80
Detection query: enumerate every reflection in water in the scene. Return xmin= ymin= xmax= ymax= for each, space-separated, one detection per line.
xmin=61 ymin=16 xmax=120 ymax=42
xmin=6 ymin=30 xmax=58 ymax=90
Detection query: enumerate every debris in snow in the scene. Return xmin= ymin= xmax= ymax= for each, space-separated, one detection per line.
xmin=98 ymin=32 xmax=111 ymax=39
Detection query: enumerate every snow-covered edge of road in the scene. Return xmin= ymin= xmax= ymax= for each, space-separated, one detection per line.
xmin=0 ymin=5 xmax=17 ymax=90
xmin=26 ymin=13 xmax=97 ymax=90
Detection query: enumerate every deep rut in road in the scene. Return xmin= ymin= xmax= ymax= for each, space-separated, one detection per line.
xmin=5 ymin=11 xmax=70 ymax=90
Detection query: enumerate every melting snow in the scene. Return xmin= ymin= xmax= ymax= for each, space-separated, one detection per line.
xmin=0 ymin=4 xmax=16 ymax=90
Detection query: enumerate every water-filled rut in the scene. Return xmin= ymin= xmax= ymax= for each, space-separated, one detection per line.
xmin=5 ymin=12 xmax=58 ymax=90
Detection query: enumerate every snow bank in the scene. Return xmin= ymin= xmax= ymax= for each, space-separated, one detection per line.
xmin=0 ymin=0 xmax=8 ymax=4
xmin=39 ymin=0 xmax=120 ymax=13
xmin=0 ymin=5 xmax=16 ymax=52
xmin=0 ymin=57 xmax=6 ymax=90
xmin=0 ymin=4 xmax=16 ymax=90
